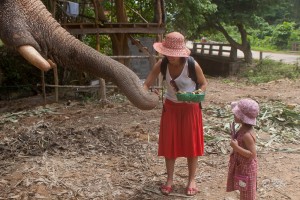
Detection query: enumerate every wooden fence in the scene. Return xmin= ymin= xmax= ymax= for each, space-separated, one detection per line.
xmin=192 ymin=42 xmax=238 ymax=61
xmin=292 ymin=42 xmax=300 ymax=51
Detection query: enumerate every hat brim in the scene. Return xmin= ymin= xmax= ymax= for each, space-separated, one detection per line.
xmin=231 ymin=102 xmax=257 ymax=126
xmin=153 ymin=43 xmax=191 ymax=57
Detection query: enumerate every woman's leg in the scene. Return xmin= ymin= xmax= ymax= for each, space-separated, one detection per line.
xmin=165 ymin=158 xmax=175 ymax=186
xmin=186 ymin=156 xmax=198 ymax=195
xmin=160 ymin=158 xmax=175 ymax=194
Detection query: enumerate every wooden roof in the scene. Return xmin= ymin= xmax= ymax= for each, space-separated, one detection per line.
xmin=61 ymin=22 xmax=166 ymax=35
xmin=50 ymin=0 xmax=166 ymax=35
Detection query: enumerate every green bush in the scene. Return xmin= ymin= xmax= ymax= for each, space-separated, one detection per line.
xmin=272 ymin=22 xmax=295 ymax=49
xmin=239 ymin=59 xmax=300 ymax=84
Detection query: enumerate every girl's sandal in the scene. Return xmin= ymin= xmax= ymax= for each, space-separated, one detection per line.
xmin=160 ymin=185 xmax=172 ymax=195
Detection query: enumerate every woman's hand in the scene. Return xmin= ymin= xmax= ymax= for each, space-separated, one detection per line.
xmin=152 ymin=89 xmax=159 ymax=95
xmin=143 ymin=85 xmax=159 ymax=95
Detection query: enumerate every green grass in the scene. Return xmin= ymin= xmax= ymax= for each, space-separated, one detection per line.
xmin=252 ymin=47 xmax=300 ymax=55
xmin=239 ymin=59 xmax=300 ymax=84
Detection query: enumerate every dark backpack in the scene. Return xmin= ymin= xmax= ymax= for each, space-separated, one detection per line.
xmin=160 ymin=56 xmax=200 ymax=89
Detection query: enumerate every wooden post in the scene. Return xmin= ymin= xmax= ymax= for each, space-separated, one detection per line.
xmin=201 ymin=43 xmax=205 ymax=55
xmin=41 ymin=71 xmax=46 ymax=105
xmin=53 ymin=66 xmax=59 ymax=102
xmin=192 ymin=42 xmax=197 ymax=54
xmin=51 ymin=0 xmax=57 ymax=17
xmin=218 ymin=45 xmax=223 ymax=56
xmin=156 ymin=33 xmax=164 ymax=87
xmin=93 ymin=0 xmax=107 ymax=101
xmin=98 ymin=78 xmax=106 ymax=100
xmin=230 ymin=47 xmax=237 ymax=61
xmin=96 ymin=33 xmax=107 ymax=101
xmin=46 ymin=56 xmax=59 ymax=102
xmin=209 ymin=44 xmax=213 ymax=55
xmin=259 ymin=51 xmax=263 ymax=61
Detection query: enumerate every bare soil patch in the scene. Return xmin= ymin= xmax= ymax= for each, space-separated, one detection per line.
xmin=0 ymin=77 xmax=299 ymax=200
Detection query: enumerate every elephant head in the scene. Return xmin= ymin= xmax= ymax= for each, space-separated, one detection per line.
xmin=0 ymin=0 xmax=159 ymax=110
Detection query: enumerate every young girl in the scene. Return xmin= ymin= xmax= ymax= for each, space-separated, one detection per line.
xmin=226 ymin=98 xmax=259 ymax=200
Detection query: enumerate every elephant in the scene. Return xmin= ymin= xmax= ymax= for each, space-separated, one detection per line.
xmin=0 ymin=0 xmax=159 ymax=110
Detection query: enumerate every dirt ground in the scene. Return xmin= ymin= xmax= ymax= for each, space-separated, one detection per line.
xmin=0 ymin=76 xmax=299 ymax=200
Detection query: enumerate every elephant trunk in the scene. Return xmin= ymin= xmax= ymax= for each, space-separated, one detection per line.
xmin=45 ymin=16 xmax=160 ymax=109
xmin=53 ymin=34 xmax=159 ymax=110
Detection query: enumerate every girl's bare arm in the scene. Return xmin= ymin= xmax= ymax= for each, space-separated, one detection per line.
xmin=231 ymin=132 xmax=257 ymax=159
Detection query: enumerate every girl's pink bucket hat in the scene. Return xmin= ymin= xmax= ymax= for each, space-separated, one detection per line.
xmin=231 ymin=99 xmax=260 ymax=126
xmin=153 ymin=32 xmax=191 ymax=57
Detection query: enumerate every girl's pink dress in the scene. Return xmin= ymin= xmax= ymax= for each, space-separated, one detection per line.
xmin=226 ymin=130 xmax=258 ymax=200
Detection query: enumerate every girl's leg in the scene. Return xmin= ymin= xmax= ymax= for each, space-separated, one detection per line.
xmin=186 ymin=156 xmax=198 ymax=195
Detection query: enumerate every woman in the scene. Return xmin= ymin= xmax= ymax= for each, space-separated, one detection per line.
xmin=143 ymin=32 xmax=208 ymax=196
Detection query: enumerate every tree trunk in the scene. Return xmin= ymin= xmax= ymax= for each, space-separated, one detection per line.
xmin=243 ymin=45 xmax=253 ymax=63
xmin=214 ymin=22 xmax=253 ymax=63
xmin=110 ymin=0 xmax=129 ymax=66
xmin=237 ymin=24 xmax=252 ymax=63
xmin=94 ymin=0 xmax=108 ymax=23
xmin=154 ymin=0 xmax=165 ymax=24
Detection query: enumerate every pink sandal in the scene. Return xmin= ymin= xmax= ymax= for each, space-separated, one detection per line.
xmin=160 ymin=185 xmax=172 ymax=195
xmin=186 ymin=187 xmax=198 ymax=196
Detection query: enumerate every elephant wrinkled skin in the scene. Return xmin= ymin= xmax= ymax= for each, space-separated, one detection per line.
xmin=0 ymin=0 xmax=159 ymax=110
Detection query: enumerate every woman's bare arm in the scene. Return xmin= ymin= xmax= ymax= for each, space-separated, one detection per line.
xmin=143 ymin=59 xmax=162 ymax=91
xmin=194 ymin=61 xmax=208 ymax=92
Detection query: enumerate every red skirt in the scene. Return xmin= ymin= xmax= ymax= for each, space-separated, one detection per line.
xmin=158 ymin=99 xmax=204 ymax=158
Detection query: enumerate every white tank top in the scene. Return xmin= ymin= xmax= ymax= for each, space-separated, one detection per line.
xmin=164 ymin=60 xmax=196 ymax=102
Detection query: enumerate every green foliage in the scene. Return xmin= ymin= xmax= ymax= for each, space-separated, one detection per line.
xmin=101 ymin=0 xmax=155 ymax=23
xmin=0 ymin=47 xmax=56 ymax=98
xmin=290 ymin=28 xmax=300 ymax=42
xmin=165 ymin=0 xmax=298 ymax=55
xmin=82 ymin=35 xmax=113 ymax=55
xmin=289 ymin=28 xmax=300 ymax=50
xmin=248 ymin=35 xmax=276 ymax=51
xmin=201 ymin=25 xmax=241 ymax=43
xmin=0 ymin=50 xmax=39 ymax=86
xmin=126 ymin=0 xmax=154 ymax=23
xmin=248 ymin=16 xmax=273 ymax=39
xmin=239 ymin=59 xmax=300 ymax=84
xmin=165 ymin=0 xmax=217 ymax=39
xmin=200 ymin=32 xmax=226 ymax=43
xmin=209 ymin=0 xmax=280 ymax=25
xmin=247 ymin=20 xmax=299 ymax=51
xmin=260 ymin=1 xmax=295 ymax=25
xmin=84 ymin=7 xmax=96 ymax=19
xmin=272 ymin=22 xmax=295 ymax=49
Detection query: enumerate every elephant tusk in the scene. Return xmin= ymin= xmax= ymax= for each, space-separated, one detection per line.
xmin=17 ymin=45 xmax=52 ymax=71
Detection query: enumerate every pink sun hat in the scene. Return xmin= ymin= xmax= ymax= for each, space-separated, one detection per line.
xmin=153 ymin=32 xmax=191 ymax=57
xmin=231 ymin=98 xmax=260 ymax=126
